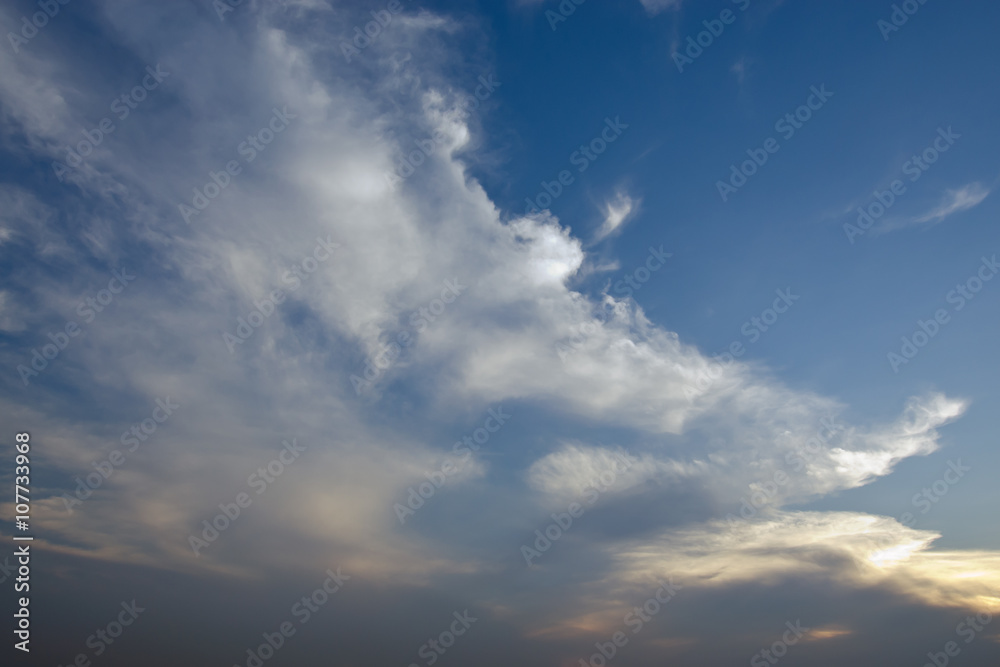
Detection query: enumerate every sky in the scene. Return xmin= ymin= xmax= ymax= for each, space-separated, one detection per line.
xmin=0 ymin=0 xmax=999 ymax=665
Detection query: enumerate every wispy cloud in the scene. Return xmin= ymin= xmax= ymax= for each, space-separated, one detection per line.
xmin=869 ymin=181 xmax=992 ymax=236
xmin=640 ymin=0 xmax=684 ymax=15
xmin=731 ymin=57 xmax=750 ymax=86
xmin=594 ymin=191 xmax=639 ymax=242
xmin=913 ymin=182 xmax=991 ymax=224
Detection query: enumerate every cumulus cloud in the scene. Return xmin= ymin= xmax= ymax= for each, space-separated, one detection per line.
xmin=537 ymin=511 xmax=1000 ymax=638
xmin=0 ymin=2 xmax=996 ymax=663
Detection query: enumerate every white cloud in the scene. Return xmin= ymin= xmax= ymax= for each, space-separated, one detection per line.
xmin=508 ymin=510 xmax=1000 ymax=642
xmin=594 ymin=191 xmax=639 ymax=241
xmin=731 ymin=57 xmax=749 ymax=85
xmin=914 ymin=182 xmax=991 ymax=224
xmin=640 ymin=0 xmax=684 ymax=15
xmin=0 ymin=2 xmax=995 ymax=640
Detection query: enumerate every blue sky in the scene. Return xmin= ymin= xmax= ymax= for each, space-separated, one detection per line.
xmin=1 ymin=0 xmax=999 ymax=665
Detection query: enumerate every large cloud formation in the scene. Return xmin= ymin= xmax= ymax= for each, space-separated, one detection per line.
xmin=0 ymin=2 xmax=997 ymax=665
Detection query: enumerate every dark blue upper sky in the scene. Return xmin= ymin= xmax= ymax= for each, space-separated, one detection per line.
xmin=460 ymin=0 xmax=1000 ymax=550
